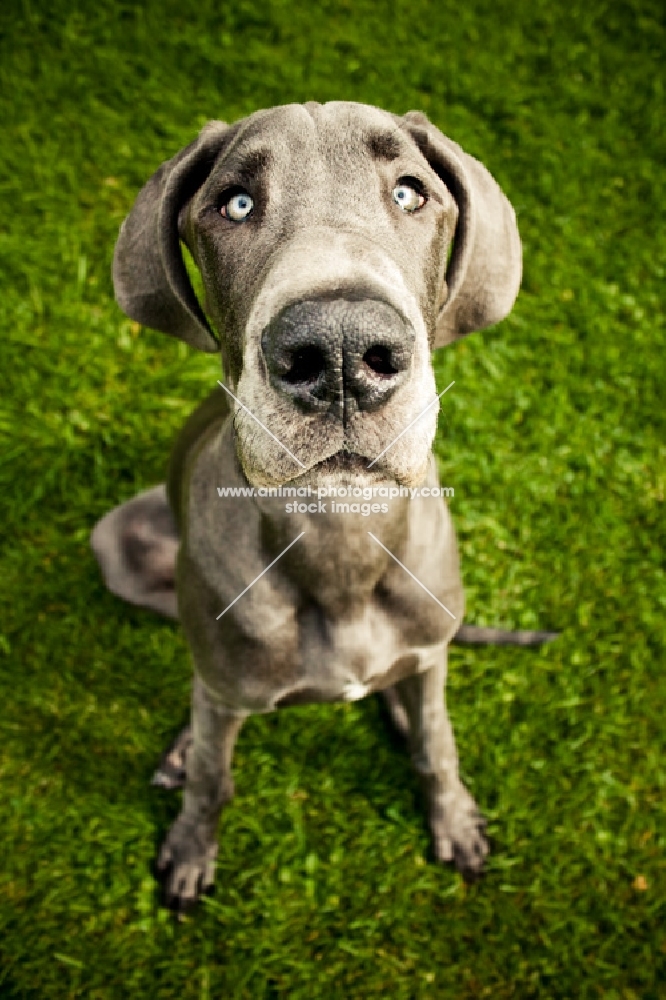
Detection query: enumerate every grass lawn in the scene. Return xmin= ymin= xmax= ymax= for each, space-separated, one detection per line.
xmin=0 ymin=0 xmax=664 ymax=996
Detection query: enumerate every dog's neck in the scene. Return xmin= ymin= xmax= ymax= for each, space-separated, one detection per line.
xmin=218 ymin=421 xmax=420 ymax=618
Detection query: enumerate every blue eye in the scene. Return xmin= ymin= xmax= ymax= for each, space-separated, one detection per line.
xmin=222 ymin=192 xmax=254 ymax=221
xmin=392 ymin=183 xmax=426 ymax=213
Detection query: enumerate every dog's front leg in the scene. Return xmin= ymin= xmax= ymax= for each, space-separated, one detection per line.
xmin=157 ymin=675 xmax=246 ymax=909
xmin=393 ymin=652 xmax=488 ymax=878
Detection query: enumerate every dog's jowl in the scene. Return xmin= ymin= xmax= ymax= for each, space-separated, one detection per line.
xmin=92 ymin=101 xmax=527 ymax=910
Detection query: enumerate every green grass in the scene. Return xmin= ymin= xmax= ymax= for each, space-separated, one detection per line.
xmin=1 ymin=0 xmax=664 ymax=996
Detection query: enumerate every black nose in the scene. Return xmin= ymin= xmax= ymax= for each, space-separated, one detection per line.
xmin=261 ymin=299 xmax=414 ymax=415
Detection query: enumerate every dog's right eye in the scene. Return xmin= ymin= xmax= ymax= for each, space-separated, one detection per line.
xmin=220 ymin=191 xmax=254 ymax=222
xmin=392 ymin=180 xmax=426 ymax=213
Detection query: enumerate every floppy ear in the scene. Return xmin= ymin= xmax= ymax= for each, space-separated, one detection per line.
xmin=399 ymin=111 xmax=522 ymax=348
xmin=112 ymin=121 xmax=231 ymax=353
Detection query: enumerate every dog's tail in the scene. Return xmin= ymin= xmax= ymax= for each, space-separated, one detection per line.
xmin=453 ymin=625 xmax=558 ymax=646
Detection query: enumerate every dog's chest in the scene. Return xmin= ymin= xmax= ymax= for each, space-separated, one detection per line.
xmin=181 ymin=428 xmax=461 ymax=711
xmin=180 ymin=565 xmax=446 ymax=711
xmin=181 ymin=525 xmax=458 ymax=712
xmin=275 ymin=602 xmax=445 ymax=707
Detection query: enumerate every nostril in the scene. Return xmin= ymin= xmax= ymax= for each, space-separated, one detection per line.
xmin=362 ymin=345 xmax=399 ymax=378
xmin=282 ymin=346 xmax=326 ymax=384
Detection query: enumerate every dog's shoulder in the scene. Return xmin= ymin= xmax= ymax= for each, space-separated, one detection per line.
xmin=167 ymin=388 xmax=230 ymax=531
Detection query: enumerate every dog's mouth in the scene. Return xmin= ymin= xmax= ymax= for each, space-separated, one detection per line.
xmin=298 ymin=449 xmax=400 ymax=490
xmin=312 ymin=451 xmax=370 ymax=475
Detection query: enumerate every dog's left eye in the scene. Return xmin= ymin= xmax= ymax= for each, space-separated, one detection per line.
xmin=392 ymin=182 xmax=426 ymax=213
xmin=221 ymin=191 xmax=254 ymax=222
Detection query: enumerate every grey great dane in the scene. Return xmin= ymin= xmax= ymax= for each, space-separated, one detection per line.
xmin=91 ymin=101 xmax=554 ymax=910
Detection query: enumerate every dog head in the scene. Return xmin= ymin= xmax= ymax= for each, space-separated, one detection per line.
xmin=113 ymin=102 xmax=521 ymax=488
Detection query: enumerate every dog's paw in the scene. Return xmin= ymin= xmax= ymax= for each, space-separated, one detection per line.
xmin=151 ymin=725 xmax=193 ymax=790
xmin=156 ymin=817 xmax=218 ymax=912
xmin=428 ymin=784 xmax=489 ymax=880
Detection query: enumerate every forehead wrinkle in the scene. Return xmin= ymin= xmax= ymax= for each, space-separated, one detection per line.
xmin=364 ymin=130 xmax=403 ymax=162
xmin=224 ymin=146 xmax=273 ymax=183
xmin=213 ymin=105 xmax=304 ymax=172
xmin=231 ymin=108 xmax=320 ymax=179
